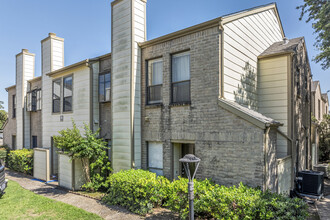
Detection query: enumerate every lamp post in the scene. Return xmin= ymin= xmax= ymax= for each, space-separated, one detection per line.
xmin=179 ymin=154 xmax=201 ymax=220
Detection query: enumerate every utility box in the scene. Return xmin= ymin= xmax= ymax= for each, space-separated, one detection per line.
xmin=297 ymin=170 xmax=324 ymax=196
xmin=58 ymin=153 xmax=86 ymax=191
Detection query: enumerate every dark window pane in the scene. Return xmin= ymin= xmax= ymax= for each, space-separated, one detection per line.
xmin=172 ymin=81 xmax=190 ymax=103
xmin=52 ymin=79 xmax=61 ymax=113
xmin=32 ymin=136 xmax=37 ymax=148
xmin=53 ymin=99 xmax=60 ymax=113
xmin=99 ymin=73 xmax=110 ymax=102
xmin=63 ymin=76 xmax=73 ymax=112
xmin=63 ymin=97 xmax=72 ymax=112
xmin=148 ymin=85 xmax=162 ymax=104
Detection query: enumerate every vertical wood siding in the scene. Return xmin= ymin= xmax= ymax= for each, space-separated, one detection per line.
xmin=223 ymin=9 xmax=283 ymax=110
xmin=258 ymin=55 xmax=288 ymax=157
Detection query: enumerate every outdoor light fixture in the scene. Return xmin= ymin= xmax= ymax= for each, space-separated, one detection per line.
xmin=179 ymin=154 xmax=201 ymax=220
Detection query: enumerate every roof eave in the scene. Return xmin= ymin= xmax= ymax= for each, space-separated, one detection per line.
xmin=46 ymin=59 xmax=89 ymax=77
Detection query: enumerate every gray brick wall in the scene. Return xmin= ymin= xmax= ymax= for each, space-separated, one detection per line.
xmin=141 ymin=26 xmax=266 ymax=188
xmin=3 ymin=87 xmax=16 ymax=149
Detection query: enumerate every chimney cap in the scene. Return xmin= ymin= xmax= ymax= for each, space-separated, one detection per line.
xmin=49 ymin=33 xmax=56 ymax=37
xmin=283 ymin=37 xmax=289 ymax=45
xmin=22 ymin=49 xmax=29 ymax=53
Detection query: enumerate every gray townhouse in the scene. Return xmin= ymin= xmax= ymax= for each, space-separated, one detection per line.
xmin=3 ymin=0 xmax=314 ymax=193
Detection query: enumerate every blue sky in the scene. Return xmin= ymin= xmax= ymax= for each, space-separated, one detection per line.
xmin=0 ymin=0 xmax=329 ymax=111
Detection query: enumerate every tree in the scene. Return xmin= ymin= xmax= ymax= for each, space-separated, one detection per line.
xmin=53 ymin=121 xmax=111 ymax=191
xmin=0 ymin=101 xmax=8 ymax=129
xmin=297 ymin=0 xmax=330 ymax=70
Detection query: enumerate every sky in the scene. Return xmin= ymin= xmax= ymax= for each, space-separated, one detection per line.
xmin=0 ymin=0 xmax=329 ymax=111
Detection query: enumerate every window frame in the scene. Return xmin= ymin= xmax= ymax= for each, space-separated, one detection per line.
xmin=147 ymin=142 xmax=164 ymax=176
xmin=146 ymin=58 xmax=163 ymax=105
xmin=52 ymin=78 xmax=61 ymax=114
xmin=99 ymin=71 xmax=111 ymax=103
xmin=63 ymin=75 xmax=73 ymax=113
xmin=171 ymin=51 xmax=191 ymax=104
xmin=27 ymin=89 xmax=41 ymax=112
xmin=12 ymin=94 xmax=16 ymax=118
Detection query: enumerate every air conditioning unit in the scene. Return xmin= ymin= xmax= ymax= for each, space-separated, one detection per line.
xmin=297 ymin=170 xmax=324 ymax=196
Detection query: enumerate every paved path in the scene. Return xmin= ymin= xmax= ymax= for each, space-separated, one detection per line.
xmin=316 ymin=195 xmax=330 ymax=220
xmin=5 ymin=170 xmax=142 ymax=220
xmin=316 ymin=178 xmax=330 ymax=220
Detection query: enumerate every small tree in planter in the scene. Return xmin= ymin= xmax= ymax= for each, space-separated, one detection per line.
xmin=53 ymin=121 xmax=111 ymax=191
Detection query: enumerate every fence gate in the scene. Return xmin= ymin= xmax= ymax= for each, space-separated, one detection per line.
xmin=277 ymin=156 xmax=292 ymax=195
xmin=33 ymin=148 xmax=50 ymax=182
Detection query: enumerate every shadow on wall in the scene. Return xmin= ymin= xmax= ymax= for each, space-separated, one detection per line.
xmin=234 ymin=61 xmax=257 ymax=110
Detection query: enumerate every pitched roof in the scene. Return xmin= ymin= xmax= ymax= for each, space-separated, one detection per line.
xmin=218 ymin=98 xmax=283 ymax=129
xmin=311 ymin=81 xmax=319 ymax=92
xmin=322 ymin=93 xmax=328 ymax=102
xmin=259 ymin=37 xmax=303 ymax=58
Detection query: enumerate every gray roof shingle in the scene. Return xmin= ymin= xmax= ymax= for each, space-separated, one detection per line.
xmin=259 ymin=37 xmax=304 ymax=58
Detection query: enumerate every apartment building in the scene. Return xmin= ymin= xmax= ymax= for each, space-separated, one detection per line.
xmin=311 ymin=81 xmax=329 ymax=166
xmin=3 ymin=0 xmax=313 ymax=192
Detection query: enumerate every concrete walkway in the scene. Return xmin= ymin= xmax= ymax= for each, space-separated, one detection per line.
xmin=5 ymin=170 xmax=143 ymax=220
xmin=316 ymin=178 xmax=330 ymax=220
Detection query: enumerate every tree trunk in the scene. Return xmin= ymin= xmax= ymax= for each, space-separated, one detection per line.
xmin=81 ymin=158 xmax=91 ymax=184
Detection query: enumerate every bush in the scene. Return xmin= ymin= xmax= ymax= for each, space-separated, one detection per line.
xmin=0 ymin=147 xmax=6 ymax=160
xmin=102 ymin=169 xmax=169 ymax=215
xmin=7 ymin=149 xmax=33 ymax=175
xmin=165 ymin=178 xmax=308 ymax=219
xmin=53 ymin=121 xmax=112 ymax=192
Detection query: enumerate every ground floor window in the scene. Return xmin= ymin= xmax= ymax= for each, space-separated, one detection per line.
xmin=32 ymin=136 xmax=37 ymax=148
xmin=11 ymin=135 xmax=16 ymax=150
xmin=148 ymin=142 xmax=163 ymax=176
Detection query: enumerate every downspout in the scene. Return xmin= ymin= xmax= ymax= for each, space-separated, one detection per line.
xmin=219 ymin=20 xmax=224 ymax=98
xmin=263 ymin=126 xmax=271 ymax=192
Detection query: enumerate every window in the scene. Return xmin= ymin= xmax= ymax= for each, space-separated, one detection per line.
xmin=32 ymin=136 xmax=37 ymax=148
xmin=63 ymin=76 xmax=73 ymax=112
xmin=147 ymin=59 xmax=163 ymax=104
xmin=148 ymin=142 xmax=163 ymax=176
xmin=27 ymin=89 xmax=41 ymax=112
xmin=12 ymin=135 xmax=16 ymax=150
xmin=52 ymin=79 xmax=61 ymax=113
xmin=99 ymin=72 xmax=110 ymax=102
xmin=12 ymin=95 xmax=16 ymax=118
xmin=172 ymin=52 xmax=190 ymax=103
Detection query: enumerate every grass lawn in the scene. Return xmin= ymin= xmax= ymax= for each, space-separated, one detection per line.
xmin=0 ymin=180 xmax=103 ymax=219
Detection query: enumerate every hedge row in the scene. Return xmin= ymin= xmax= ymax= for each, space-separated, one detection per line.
xmin=6 ymin=149 xmax=33 ymax=175
xmin=103 ymin=170 xmax=308 ymax=219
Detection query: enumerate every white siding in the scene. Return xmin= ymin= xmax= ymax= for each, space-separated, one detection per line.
xmin=42 ymin=67 xmax=90 ymax=148
xmin=16 ymin=52 xmax=35 ymax=149
xmin=258 ymin=56 xmax=289 ymax=157
xmin=111 ymin=0 xmax=145 ymax=172
xmin=223 ymin=9 xmax=283 ymax=110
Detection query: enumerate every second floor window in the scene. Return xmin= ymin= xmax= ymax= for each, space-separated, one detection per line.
xmin=99 ymin=72 xmax=110 ymax=102
xmin=318 ymin=99 xmax=321 ymax=120
xmin=52 ymin=79 xmax=61 ymax=113
xmin=12 ymin=95 xmax=16 ymax=118
xmin=172 ymin=52 xmax=190 ymax=103
xmin=63 ymin=76 xmax=73 ymax=112
xmin=147 ymin=58 xmax=163 ymax=104
xmin=27 ymin=89 xmax=41 ymax=112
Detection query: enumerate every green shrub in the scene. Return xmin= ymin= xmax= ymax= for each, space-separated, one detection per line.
xmin=165 ymin=178 xmax=308 ymax=220
xmin=7 ymin=149 xmax=33 ymax=175
xmin=0 ymin=147 xmax=6 ymax=160
xmin=102 ymin=169 xmax=169 ymax=215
